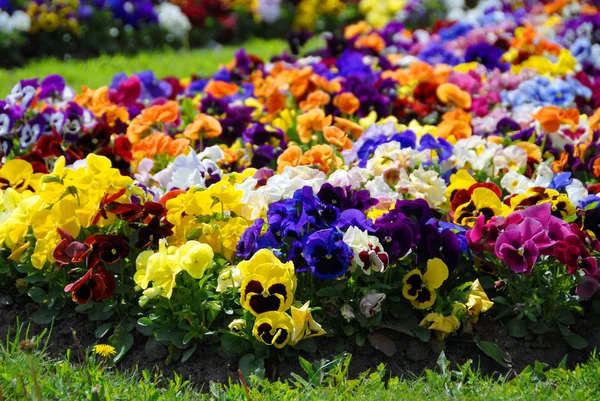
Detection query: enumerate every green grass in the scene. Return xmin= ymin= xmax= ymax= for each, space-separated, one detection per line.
xmin=1 ymin=325 xmax=600 ymax=400
xmin=0 ymin=39 xmax=289 ymax=95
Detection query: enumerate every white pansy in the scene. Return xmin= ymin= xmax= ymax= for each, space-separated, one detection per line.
xmin=256 ymin=0 xmax=282 ymax=23
xmin=396 ymin=166 xmax=447 ymax=208
xmin=566 ymin=179 xmax=588 ymax=205
xmin=365 ymin=176 xmax=399 ymax=208
xmin=0 ymin=10 xmax=31 ymax=34
xmin=500 ymin=171 xmax=530 ymax=195
xmin=327 ymin=167 xmax=369 ymax=189
xmin=343 ymin=226 xmax=389 ymax=275
xmin=493 ymin=145 xmax=528 ymax=176
xmin=452 ymin=136 xmax=501 ymax=174
xmin=532 ymin=163 xmax=554 ymax=187
xmin=155 ymin=3 xmax=192 ymax=38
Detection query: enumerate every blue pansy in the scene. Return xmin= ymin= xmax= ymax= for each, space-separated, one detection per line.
xmin=548 ymin=172 xmax=573 ymax=190
xmin=304 ymin=229 xmax=353 ymax=279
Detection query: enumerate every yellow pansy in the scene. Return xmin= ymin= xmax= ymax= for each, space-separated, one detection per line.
xmin=218 ymin=217 xmax=250 ymax=262
xmin=289 ymin=301 xmax=326 ymax=346
xmin=454 ymin=187 xmax=511 ymax=227
xmin=252 ymin=311 xmax=294 ymax=348
xmin=445 ymin=169 xmax=477 ymax=201
xmin=464 ymin=279 xmax=494 ymax=322
xmin=420 ymin=313 xmax=461 ymax=340
xmin=402 ymin=258 xmax=449 ymax=309
xmin=0 ymin=160 xmax=40 ymax=193
xmin=179 ymin=240 xmax=214 ymax=279
xmin=272 ymin=109 xmax=296 ymax=134
xmin=239 ymin=249 xmax=296 ymax=316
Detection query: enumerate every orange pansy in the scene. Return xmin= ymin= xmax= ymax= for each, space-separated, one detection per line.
xmin=333 ymin=92 xmax=360 ymax=115
xmin=532 ymin=106 xmax=579 ymax=133
xmin=183 ymin=113 xmax=222 ymax=140
xmin=126 ymin=101 xmax=179 ymax=144
xmin=301 ymin=144 xmax=342 ymax=174
xmin=334 ymin=117 xmax=364 ymax=139
xmin=355 ymin=32 xmax=386 ymax=53
xmin=277 ymin=145 xmax=303 ymax=174
xmin=436 ymin=83 xmax=472 ymax=109
xmin=437 ymin=120 xmax=472 ymax=141
xmin=300 ymin=90 xmax=331 ymax=112
xmin=296 ymin=108 xmax=332 ymax=144
xmin=204 ymin=80 xmax=239 ymax=98
xmin=324 ymin=126 xmax=352 ymax=151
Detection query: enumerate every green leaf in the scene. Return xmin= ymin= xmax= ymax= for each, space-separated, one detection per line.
xmin=238 ymin=354 xmax=264 ymax=378
xmin=474 ymin=337 xmax=511 ymax=368
xmin=95 ymin=323 xmax=112 ymax=339
xmin=24 ymin=271 xmax=47 ymax=284
xmin=491 ymin=296 xmax=510 ymax=306
xmin=530 ymin=321 xmax=549 ymax=335
xmin=507 ymin=318 xmax=528 ymax=338
xmin=112 ymin=332 xmax=134 ymax=363
xmin=316 ymin=287 xmax=339 ymax=297
xmin=156 ymin=326 xmax=178 ymax=342
xmin=413 ymin=326 xmax=431 ymax=342
xmin=558 ymin=310 xmax=575 ymax=325
xmin=181 ymin=344 xmax=197 ymax=363
xmin=355 ymin=333 xmax=366 ymax=347
xmin=28 ymin=287 xmax=47 ymax=304
xmin=592 ymin=300 xmax=600 ymax=315
xmin=221 ymin=333 xmax=248 ymax=355
xmin=137 ymin=317 xmax=153 ymax=327
xmin=298 ymin=356 xmax=314 ymax=377
xmin=559 ymin=325 xmax=588 ymax=350
xmin=32 ymin=306 xmax=55 ymax=325
xmin=182 ymin=332 xmax=196 ymax=345
xmin=293 ymin=338 xmax=317 ymax=353
xmin=343 ymin=325 xmax=354 ymax=336
xmin=253 ymin=342 xmax=270 ymax=360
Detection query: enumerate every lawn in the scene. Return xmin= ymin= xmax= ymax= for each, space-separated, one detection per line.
xmin=0 ymin=39 xmax=289 ymax=95
xmin=1 ymin=328 xmax=600 ymax=401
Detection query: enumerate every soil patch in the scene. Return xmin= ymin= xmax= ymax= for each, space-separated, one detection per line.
xmin=1 ymin=297 xmax=599 ymax=385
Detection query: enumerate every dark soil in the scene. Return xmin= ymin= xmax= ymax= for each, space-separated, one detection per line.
xmin=1 ymin=297 xmax=599 ymax=386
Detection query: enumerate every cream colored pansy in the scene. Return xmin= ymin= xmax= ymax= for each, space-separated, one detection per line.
xmin=396 ymin=166 xmax=447 ymax=208
xmin=501 ymin=171 xmax=531 ymax=195
xmin=216 ymin=266 xmax=242 ymax=292
xmin=493 ymin=145 xmax=528 ymax=176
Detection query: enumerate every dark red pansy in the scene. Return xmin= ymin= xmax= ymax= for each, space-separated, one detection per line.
xmin=64 ymin=266 xmax=116 ymax=304
xmin=451 ymin=189 xmax=471 ymax=211
xmin=53 ymin=228 xmax=89 ymax=268
xmin=37 ymin=131 xmax=63 ymax=158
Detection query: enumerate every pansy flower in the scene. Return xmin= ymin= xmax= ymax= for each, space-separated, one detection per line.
xmin=289 ymin=302 xmax=326 ymax=346
xmin=304 ymin=228 xmax=353 ymax=279
xmin=419 ymin=312 xmax=460 ymax=340
xmin=239 ymin=249 xmax=296 ymax=316
xmin=252 ymin=311 xmax=294 ymax=349
xmin=343 ymin=226 xmax=389 ymax=274
xmin=454 ymin=187 xmax=510 ymax=227
xmin=402 ymin=258 xmax=449 ymax=309
xmin=64 ymin=266 xmax=116 ymax=305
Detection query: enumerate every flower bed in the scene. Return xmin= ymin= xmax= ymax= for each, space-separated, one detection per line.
xmin=1 ymin=0 xmax=600 ymax=375
xmin=0 ymin=0 xmax=362 ymax=67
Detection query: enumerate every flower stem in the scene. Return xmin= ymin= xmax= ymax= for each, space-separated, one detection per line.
xmin=27 ymin=355 xmax=42 ymax=401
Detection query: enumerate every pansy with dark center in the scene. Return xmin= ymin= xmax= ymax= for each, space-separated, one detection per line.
xmin=402 ymin=258 xmax=449 ymax=309
xmin=304 ymin=228 xmax=353 ymax=279
xmin=64 ymin=266 xmax=116 ymax=305
xmin=241 ymin=276 xmax=293 ymax=316
xmin=252 ymin=311 xmax=294 ymax=349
